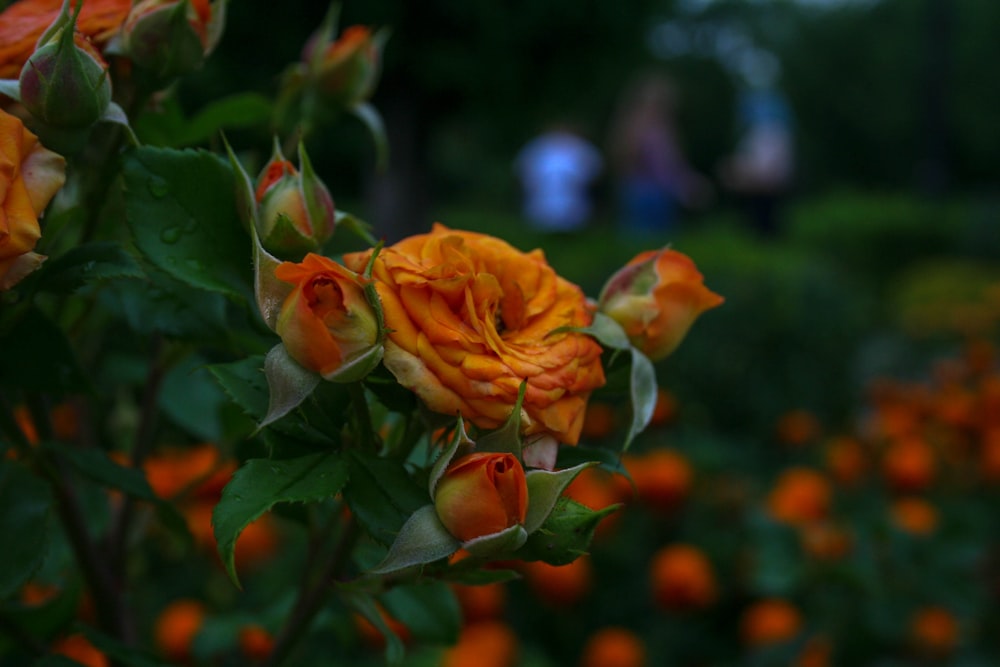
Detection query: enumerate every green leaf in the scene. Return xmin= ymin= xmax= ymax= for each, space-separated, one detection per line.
xmin=584 ymin=312 xmax=632 ymax=350
xmin=462 ymin=524 xmax=528 ymax=558
xmin=476 ymin=381 xmax=527 ymax=458
xmin=213 ymin=452 xmax=349 ymax=587
xmin=0 ymin=307 xmax=88 ymax=395
xmin=208 ymin=355 xmax=268 ymax=420
xmin=99 ymin=270 xmax=231 ymax=341
xmin=122 ymin=146 xmax=252 ymax=302
xmin=260 ymin=344 xmax=321 ymax=430
xmin=523 ymin=462 xmax=594 ymax=534
xmin=159 ymin=354 xmax=229 ymax=441
xmin=44 ymin=443 xmax=156 ymax=501
xmin=381 ymin=582 xmax=461 ymax=646
xmin=34 ymin=242 xmax=143 ymax=294
xmin=178 ymin=94 xmax=272 ymax=146
xmin=0 ymin=460 xmax=52 ymax=599
xmin=344 ymin=450 xmax=428 ymax=545
xmin=516 ymin=497 xmax=619 ymax=566
xmin=342 ymin=591 xmax=405 ymax=666
xmin=369 ymin=505 xmax=459 ymax=574
xmin=135 ymin=93 xmax=272 ymax=148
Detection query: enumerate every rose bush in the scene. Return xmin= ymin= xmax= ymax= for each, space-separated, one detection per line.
xmin=0 ymin=108 xmax=66 ymax=289
xmin=344 ymin=223 xmax=606 ymax=445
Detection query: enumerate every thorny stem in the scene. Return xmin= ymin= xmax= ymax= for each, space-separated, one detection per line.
xmin=262 ymin=514 xmax=361 ymax=667
xmin=107 ymin=334 xmax=166 ymax=606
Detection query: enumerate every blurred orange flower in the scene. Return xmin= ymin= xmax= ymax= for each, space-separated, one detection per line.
xmin=910 ymin=606 xmax=959 ymax=655
xmin=441 ymin=620 xmax=518 ymax=667
xmin=520 ymin=557 xmax=593 ymax=607
xmin=824 ymin=436 xmax=868 ymax=486
xmin=890 ymin=497 xmax=938 ymax=536
xmin=882 ymin=436 xmax=936 ymax=493
xmin=0 ymin=0 xmax=131 ymax=78
xmin=649 ymin=544 xmax=716 ymax=611
xmin=620 ymin=448 xmax=692 ymax=511
xmin=154 ymin=599 xmax=206 ymax=662
xmin=579 ymin=626 xmax=646 ymax=667
xmin=740 ymin=598 xmax=802 ymax=647
xmin=776 ymin=409 xmax=821 ymax=447
xmin=766 ymin=467 xmax=831 ymax=526
xmin=51 ymin=633 xmax=108 ymax=667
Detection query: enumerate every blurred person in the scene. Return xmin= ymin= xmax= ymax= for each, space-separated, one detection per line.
xmin=514 ymin=122 xmax=603 ymax=233
xmin=718 ymin=87 xmax=794 ymax=237
xmin=607 ymin=73 xmax=712 ymax=236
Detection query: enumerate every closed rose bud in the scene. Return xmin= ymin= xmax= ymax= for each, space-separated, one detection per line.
xmin=598 ymin=248 xmax=723 ymax=361
xmin=274 ymin=253 xmax=380 ymax=381
xmin=255 ymin=141 xmax=335 ymax=257
xmin=123 ymin=0 xmax=217 ymax=81
xmin=19 ymin=18 xmax=111 ymax=130
xmin=304 ymin=25 xmax=382 ymax=108
xmin=434 ymin=452 xmax=527 ymax=543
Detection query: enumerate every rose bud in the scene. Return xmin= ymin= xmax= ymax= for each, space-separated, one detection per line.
xmin=122 ymin=0 xmax=220 ymax=81
xmin=274 ymin=253 xmax=380 ymax=381
xmin=598 ymin=248 xmax=723 ymax=361
xmin=254 ymin=140 xmax=335 ymax=257
xmin=19 ymin=6 xmax=111 ymax=130
xmin=303 ymin=24 xmax=383 ymax=109
xmin=434 ymin=452 xmax=528 ymax=543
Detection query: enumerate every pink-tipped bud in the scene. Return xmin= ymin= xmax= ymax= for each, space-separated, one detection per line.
xmin=253 ymin=140 xmax=335 ymax=257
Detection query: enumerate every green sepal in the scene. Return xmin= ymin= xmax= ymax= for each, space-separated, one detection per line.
xmin=350 ymin=101 xmax=388 ymax=172
xmin=222 ymin=135 xmax=256 ymax=235
xmin=428 ymin=416 xmax=474 ymax=498
xmin=368 ymin=504 xmax=460 ymax=574
xmin=462 ymin=523 xmax=528 ymax=558
xmin=101 ymin=102 xmax=139 ymax=146
xmin=575 ymin=312 xmax=658 ymax=451
xmin=476 ymin=380 xmax=527 ymax=459
xmin=321 ymin=342 xmax=384 ymax=383
xmin=516 ymin=497 xmax=620 ymax=566
xmin=259 ymin=343 xmax=320 ymax=431
xmin=297 ymin=140 xmax=333 ymax=247
xmin=523 ymin=462 xmax=594 ymax=534
xmin=261 ymin=212 xmax=318 ymax=255
xmin=0 ymin=79 xmax=20 ymax=101
xmin=335 ymin=209 xmax=378 ymax=246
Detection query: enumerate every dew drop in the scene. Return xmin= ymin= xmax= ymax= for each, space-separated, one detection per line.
xmin=160 ymin=227 xmax=182 ymax=244
xmin=147 ymin=176 xmax=169 ymax=198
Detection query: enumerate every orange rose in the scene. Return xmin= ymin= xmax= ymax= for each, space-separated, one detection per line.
xmin=274 ymin=253 xmax=380 ymax=379
xmin=0 ymin=0 xmax=131 ymax=78
xmin=434 ymin=452 xmax=527 ymax=542
xmin=344 ymin=224 xmax=605 ymax=444
xmin=598 ymin=248 xmax=723 ymax=361
xmin=0 ymin=109 xmax=66 ymax=290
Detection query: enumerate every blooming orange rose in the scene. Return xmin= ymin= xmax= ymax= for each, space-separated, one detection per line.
xmin=598 ymin=248 xmax=723 ymax=361
xmin=0 ymin=0 xmax=131 ymax=78
xmin=274 ymin=253 xmax=380 ymax=379
xmin=434 ymin=452 xmax=527 ymax=542
xmin=343 ymin=224 xmax=605 ymax=444
xmin=0 ymin=109 xmax=66 ymax=290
